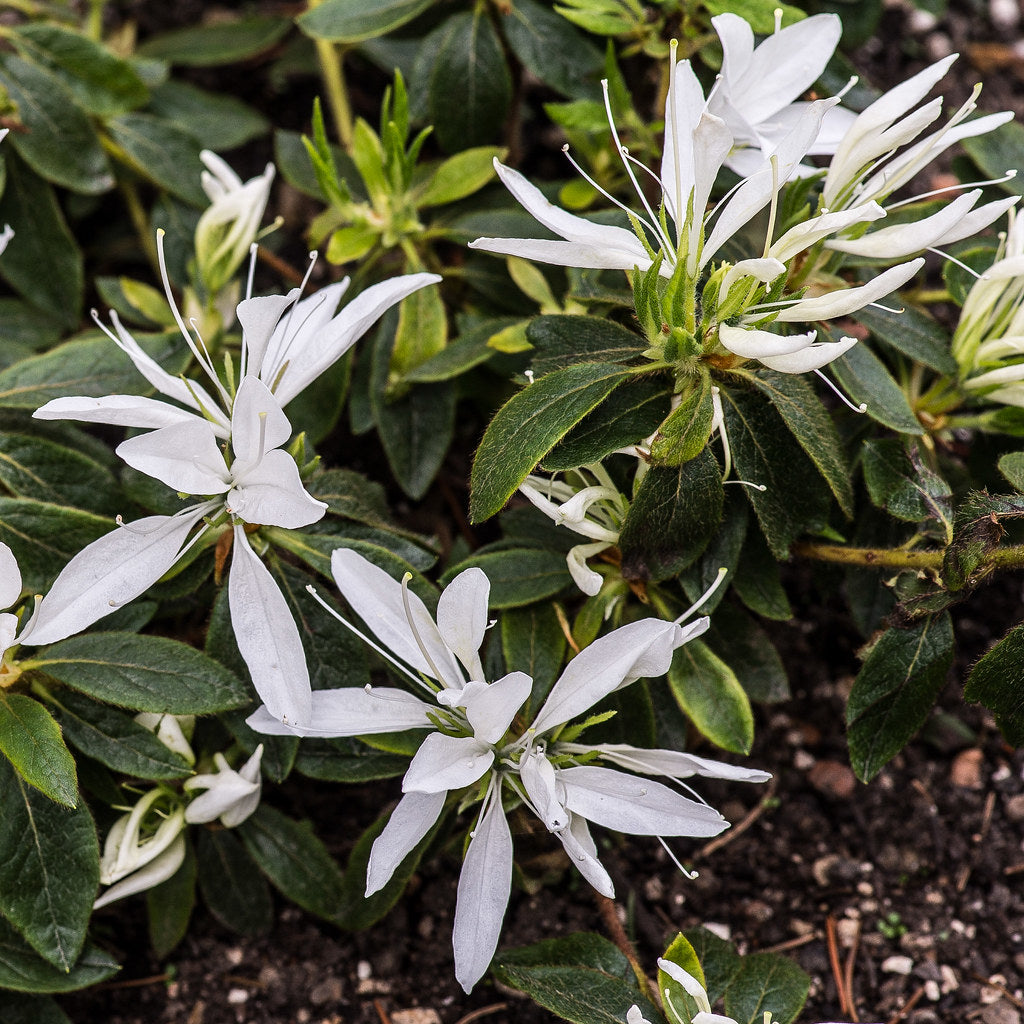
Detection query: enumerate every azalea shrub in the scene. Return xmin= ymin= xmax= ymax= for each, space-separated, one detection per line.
xmin=0 ymin=0 xmax=1022 ymax=1021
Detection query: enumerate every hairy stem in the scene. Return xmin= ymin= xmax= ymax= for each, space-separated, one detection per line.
xmin=792 ymin=540 xmax=1024 ymax=571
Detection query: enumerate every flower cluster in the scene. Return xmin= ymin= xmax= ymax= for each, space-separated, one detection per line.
xmin=249 ymin=549 xmax=768 ymax=991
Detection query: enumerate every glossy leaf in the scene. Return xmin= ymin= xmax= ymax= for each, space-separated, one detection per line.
xmin=29 ymin=633 xmax=250 ymax=715
xmin=299 ymin=0 xmax=431 ymax=41
xmin=417 ymin=146 xmax=502 ymax=208
xmin=0 ymin=693 xmax=77 ymax=807
xmin=502 ymin=603 xmax=567 ymax=718
xmin=147 ymin=840 xmax=196 ymax=958
xmin=831 ymin=344 xmax=923 ymax=435
xmin=0 ymin=758 xmax=98 ymax=971
xmin=197 ymin=829 xmax=273 ymax=936
xmin=441 ymin=547 xmax=571 ymax=608
xmin=853 ymin=303 xmax=957 ymax=375
xmin=148 ymin=80 xmax=268 ymax=150
xmin=0 ymin=918 xmax=117 ymax=992
xmin=138 ymin=15 xmax=291 ymax=65
xmin=470 ymin=362 xmax=630 ymax=522
xmin=295 ymin=737 xmax=407 ymax=783
xmin=724 ymin=953 xmax=809 ymax=1024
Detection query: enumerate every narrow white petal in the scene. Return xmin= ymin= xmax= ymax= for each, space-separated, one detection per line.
xmin=719 ymin=325 xmax=816 ymax=359
xmin=402 ymin=733 xmax=494 ymax=794
xmin=273 ymin=274 xmax=441 ymax=406
xmin=436 ymin=567 xmax=489 ymax=681
xmin=463 ymin=671 xmax=532 ymax=745
xmin=331 ymin=548 xmax=463 ymax=688
xmin=590 ymin=743 xmax=772 ymax=783
xmin=0 ymin=543 xmax=21 ymax=609
xmin=228 ymin=526 xmax=313 ymax=728
xmin=237 ymin=291 xmax=298 ymax=378
xmin=245 ymin=687 xmax=432 ymax=736
xmin=227 ymin=449 xmax=327 ymax=529
xmin=453 ymin=790 xmax=513 ymax=993
xmin=759 ymin=336 xmax=859 ymax=373
xmin=661 ymin=60 xmax=707 ymax=227
xmin=769 ymin=202 xmax=886 ymax=264
xmin=366 ymin=790 xmax=446 ymax=896
xmin=93 ymin=834 xmax=186 ymax=910
xmin=531 ymin=618 xmax=685 ymax=735
xmin=774 ymin=258 xmax=925 ymax=322
xmin=184 ymin=772 xmax=259 ymax=824
xmin=468 ymin=236 xmax=654 ymax=274
xmin=33 ymin=395 xmax=213 ymax=433
xmin=567 ymin=541 xmax=610 ymax=596
xmin=558 ymin=765 xmax=727 ymax=837
xmin=658 ymin=959 xmax=712 ymax=1010
xmin=558 ymin=813 xmax=614 ymax=897
xmin=26 ymin=507 xmax=211 ymax=647
xmin=0 ymin=612 xmax=19 ymax=662
xmin=520 ymin=747 xmax=568 ymax=831
xmin=116 ymin=420 xmax=230 ymax=495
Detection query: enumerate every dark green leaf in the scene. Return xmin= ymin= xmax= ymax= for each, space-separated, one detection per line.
xmin=545 ymin=377 xmax=670 ymax=471
xmin=679 ymin=487 xmax=747 ymax=617
xmin=425 ymin=11 xmax=512 ymax=152
xmin=720 ymin=387 xmax=831 ymax=558
xmin=0 ymin=55 xmax=113 ymax=194
xmin=830 ymin=344 xmax=923 ymax=435
xmin=853 ymin=303 xmax=957 ymax=375
xmin=862 ymin=438 xmax=952 ymax=525
xmin=442 ymin=548 xmax=570 ymax=608
xmin=0 ymin=301 xmax=63 ymax=359
xmin=310 ymin=467 xmax=389 ymax=524
xmin=295 ymin=737 xmax=407 ymax=782
xmin=0 ymin=153 xmax=83 ymax=328
xmin=0 ymin=431 xmax=122 ymax=515
xmin=649 ymin=372 xmax=714 ymax=466
xmin=0 ymin=994 xmax=72 ymax=1024
xmin=998 ymin=452 xmax=1024 ymax=492
xmin=299 ymin=0 xmax=432 ymax=41
xmin=106 ymin=114 xmax=207 ymax=206
xmin=502 ymin=603 xmax=567 ymax=718
xmin=942 ymin=491 xmax=1024 ymax=591
xmin=403 ymin=317 xmax=517 ymax=383
xmin=668 ymin=640 xmax=754 ymax=754
xmin=470 ymin=362 xmax=630 ymax=522
xmin=197 ymin=828 xmax=273 ymax=936
xmin=0 ymin=694 xmax=77 ymax=806
xmin=0 ymin=330 xmax=189 ymax=409
xmin=148 ymin=80 xmax=268 ymax=150
xmin=962 ymin=120 xmax=1024 ymax=199
xmin=731 ymin=525 xmax=792 ymax=621
xmin=0 ymin=758 xmax=97 ymax=971
xmin=239 ymin=805 xmax=345 ymax=921
xmin=751 ymin=371 xmax=854 ymax=517
xmin=14 ymin=24 xmax=149 ymax=116
xmin=0 ymin=499 xmax=109 ymax=592
xmin=724 ymin=953 xmax=810 ymax=1024
xmin=502 ymin=0 xmax=602 ymax=99
xmin=138 ymin=16 xmax=291 ymax=65
xmin=682 ymin=927 xmax=742 ymax=1004
xmin=0 ymin=917 xmax=117 ymax=992
xmin=493 ymin=933 xmax=661 ymax=1024
xmin=55 ymin=691 xmax=193 ymax=780
xmin=704 ymin=605 xmax=790 ymax=704
xmin=527 ymin=315 xmax=645 ymax=376
xmin=30 ymin=633 xmax=250 ymax=715
xmin=964 ymin=622 xmax=1024 ymax=745
xmin=147 ymin=839 xmax=196 ymax=958
xmin=847 ymin=613 xmax=954 ymax=781
xmin=619 ymin=448 xmax=723 ymax=583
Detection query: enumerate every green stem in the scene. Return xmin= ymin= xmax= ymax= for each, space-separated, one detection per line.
xmin=86 ymin=0 xmax=105 ymax=40
xmin=793 ymin=540 xmax=1024 ymax=571
xmin=316 ymin=41 xmax=353 ymax=149
xmin=117 ymin=175 xmax=159 ymax=277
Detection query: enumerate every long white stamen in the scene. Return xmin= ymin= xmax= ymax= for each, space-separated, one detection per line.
xmin=400 ymin=572 xmax=450 ymax=685
xmin=711 ymin=386 xmax=732 ymax=480
xmin=885 ymin=169 xmax=1017 ymax=210
xmin=814 ymin=368 xmax=867 ymax=412
xmin=928 ymin=247 xmax=986 ymax=281
xmin=657 ymin=836 xmax=699 ymax=880
xmin=560 ymin=145 xmax=663 ymax=244
xmin=303 ymin=584 xmax=432 ymax=692
xmin=245 ymin=243 xmax=258 ymax=302
xmin=674 ymin=566 xmax=728 ymax=625
xmin=601 ymin=80 xmax=674 ymax=255
xmin=762 ymin=155 xmax=781 ymax=259
xmin=723 ymin=479 xmax=768 ymax=491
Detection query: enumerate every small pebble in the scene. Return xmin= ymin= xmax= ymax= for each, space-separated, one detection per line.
xmin=950 ymin=748 xmax=984 ymax=789
xmin=882 ymin=955 xmax=915 ymax=975
xmin=226 ymin=988 xmax=249 ymax=1005
xmin=1005 ymin=794 xmax=1024 ymax=823
xmin=924 ymin=980 xmax=940 ymax=1002
xmin=836 ymin=918 xmax=859 ymax=949
xmin=981 ymin=1003 xmax=1022 ymax=1024
xmin=808 ymin=760 xmax=856 ymax=799
xmin=940 ymin=966 xmax=959 ymax=993
xmin=356 ymin=961 xmax=372 ymax=981
xmin=225 ymin=947 xmax=244 ymax=967
xmin=392 ymin=1011 xmax=442 ymax=1024
xmin=704 ymin=922 xmax=731 ymax=941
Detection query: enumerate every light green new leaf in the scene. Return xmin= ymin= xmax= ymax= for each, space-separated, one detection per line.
xmin=658 ymin=934 xmax=705 ymax=1023
xmin=28 ymin=633 xmax=251 ymax=715
xmin=0 ymin=758 xmax=97 ymax=972
xmin=0 ymin=694 xmax=77 ymax=806
xmin=417 ymin=146 xmax=501 ymax=208
xmin=0 ymin=55 xmax=113 ymax=195
xmin=668 ymin=640 xmax=754 ymax=755
xmin=847 ymin=613 xmax=954 ymax=781
xmin=470 ymin=362 xmax=630 ymax=522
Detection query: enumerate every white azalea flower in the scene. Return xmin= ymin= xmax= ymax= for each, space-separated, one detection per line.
xmin=184 ymin=745 xmax=263 ymax=827
xmin=93 ymin=788 xmax=186 ymax=910
xmin=135 ymin=712 xmax=196 ymax=766
xmin=29 ymin=236 xmax=438 ymax=727
xmin=0 ymin=542 xmax=41 ymax=668
xmin=519 ymin=464 xmax=630 ymax=595
xmin=0 ymin=129 xmax=11 ymax=256
xmin=195 ymin=150 xmax=275 ymax=295
xmin=707 ymin=12 xmax=857 ymax=177
xmin=248 ymin=550 xmax=767 ymax=992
